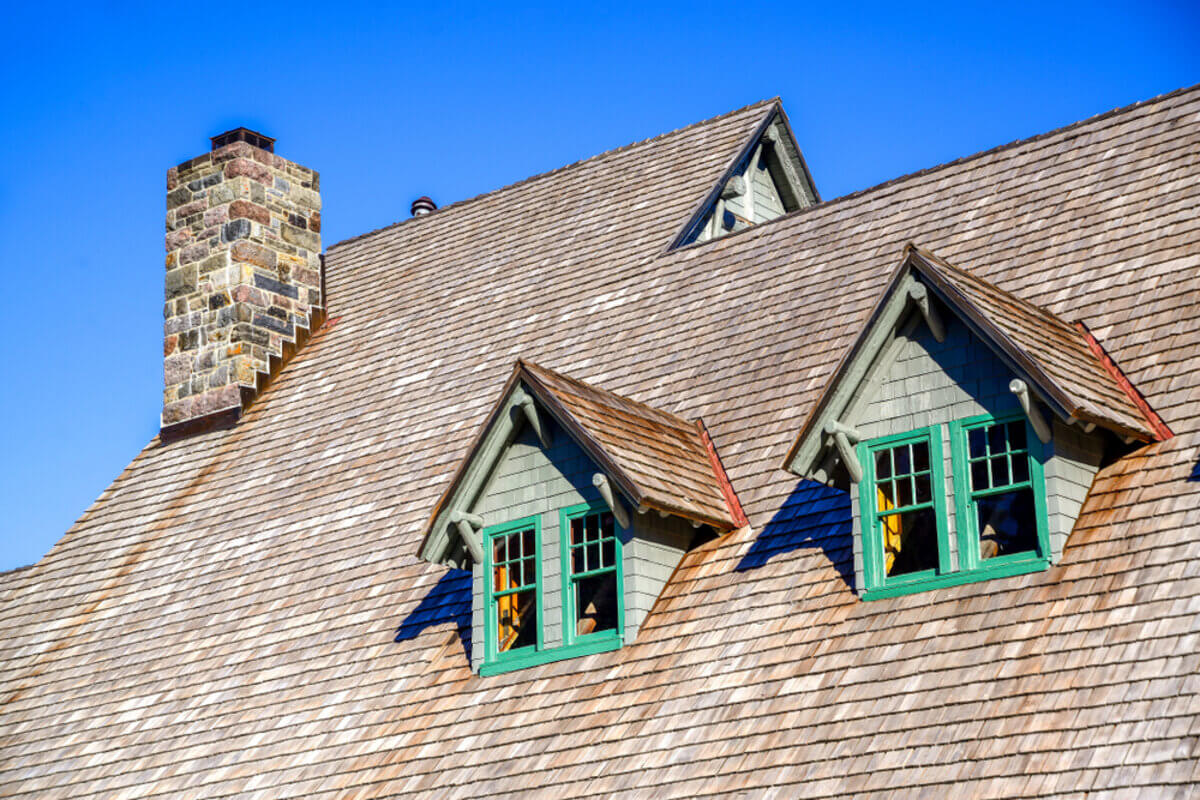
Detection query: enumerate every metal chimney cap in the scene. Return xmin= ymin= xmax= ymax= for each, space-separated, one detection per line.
xmin=211 ymin=128 xmax=275 ymax=153
xmin=411 ymin=196 xmax=437 ymax=216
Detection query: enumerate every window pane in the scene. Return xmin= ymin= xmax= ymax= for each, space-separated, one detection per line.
xmin=876 ymin=450 xmax=892 ymax=480
xmin=523 ymin=556 xmax=536 ymax=586
xmin=1007 ymin=421 xmax=1026 ymax=451
xmin=496 ymin=588 xmax=537 ymax=652
xmin=895 ymin=445 xmax=911 ymax=476
xmin=880 ymin=507 xmax=939 ymax=577
xmin=586 ymin=514 xmax=600 ymax=542
xmin=600 ymin=512 xmax=614 ymax=536
xmin=977 ymin=487 xmax=1038 ymax=559
xmin=586 ymin=543 xmax=601 ymax=572
xmin=570 ymin=518 xmax=584 ymax=547
xmin=601 ymin=537 xmax=615 ymax=568
xmin=897 ymin=477 xmax=914 ymax=508
xmin=915 ymin=474 xmax=932 ymax=504
xmin=968 ymin=427 xmax=987 ymax=459
xmin=493 ymin=536 xmax=506 ymax=564
xmin=971 ymin=460 xmax=989 ymax=491
xmin=1012 ymin=455 xmax=1030 ymax=483
xmin=574 ymin=572 xmax=618 ymax=637
xmin=522 ymin=528 xmax=534 ymax=560
xmin=913 ymin=441 xmax=930 ymax=472
xmin=988 ymin=424 xmax=1007 ymax=455
xmin=990 ymin=455 xmax=1010 ymax=487
xmin=571 ymin=545 xmax=584 ymax=574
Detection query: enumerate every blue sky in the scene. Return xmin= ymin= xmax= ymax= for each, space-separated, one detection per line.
xmin=0 ymin=1 xmax=1196 ymax=570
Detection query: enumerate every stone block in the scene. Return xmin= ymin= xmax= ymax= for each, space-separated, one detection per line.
xmin=280 ymin=222 xmax=319 ymax=252
xmin=180 ymin=242 xmax=209 ymax=265
xmin=253 ymin=272 xmax=299 ymax=299
xmin=221 ymin=219 xmax=252 ymax=243
xmin=230 ymin=240 xmax=277 ymax=270
xmin=167 ymin=186 xmax=192 ymax=210
xmin=229 ymin=200 xmax=271 ymax=226
xmin=164 ymin=354 xmax=193 ymax=386
xmin=224 ymin=158 xmax=271 ymax=184
xmin=208 ymin=184 xmax=235 ymax=207
xmin=166 ymin=265 xmax=198 ymax=300
xmin=309 ymin=211 xmax=321 ymax=233
xmin=165 ymin=229 xmax=193 ymax=251
xmin=203 ymin=206 xmax=229 ymax=227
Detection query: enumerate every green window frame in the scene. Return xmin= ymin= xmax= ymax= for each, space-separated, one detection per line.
xmin=949 ymin=412 xmax=1050 ymax=577
xmin=481 ymin=515 xmax=543 ymax=670
xmin=560 ymin=501 xmax=625 ymax=649
xmin=858 ymin=414 xmax=1052 ymax=600
xmin=858 ymin=426 xmax=951 ymax=598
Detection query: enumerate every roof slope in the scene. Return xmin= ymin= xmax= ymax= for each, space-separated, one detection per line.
xmin=0 ymin=88 xmax=1198 ymax=798
xmin=913 ymin=246 xmax=1163 ymax=439
xmin=522 ymin=361 xmax=740 ymax=527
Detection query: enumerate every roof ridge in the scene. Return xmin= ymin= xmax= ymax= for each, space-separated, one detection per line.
xmin=328 ymin=99 xmax=778 ymax=251
xmin=670 ymin=82 xmax=1200 ymax=254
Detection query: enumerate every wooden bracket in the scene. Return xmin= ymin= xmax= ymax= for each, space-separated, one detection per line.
xmin=512 ymin=388 xmax=552 ymax=449
xmin=824 ymin=421 xmax=863 ymax=483
xmin=592 ymin=473 xmax=631 ymax=529
xmin=908 ymin=282 xmax=946 ymax=343
xmin=1010 ymin=379 xmax=1052 ymax=443
xmin=449 ymin=510 xmax=484 ymax=564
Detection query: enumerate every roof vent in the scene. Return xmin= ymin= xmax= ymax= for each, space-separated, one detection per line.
xmin=210 ymin=127 xmax=275 ymax=152
xmin=411 ymin=196 xmax=437 ymax=216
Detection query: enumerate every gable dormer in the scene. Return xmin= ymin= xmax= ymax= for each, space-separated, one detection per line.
xmin=419 ymin=361 xmax=746 ymax=674
xmin=673 ymin=104 xmax=819 ymax=247
xmin=784 ymin=246 xmax=1171 ymax=599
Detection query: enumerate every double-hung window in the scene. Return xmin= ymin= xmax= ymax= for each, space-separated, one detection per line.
xmin=951 ymin=413 xmax=1049 ymax=574
xmin=860 ymin=427 xmax=950 ymax=594
xmin=483 ymin=517 xmax=542 ymax=667
xmin=561 ymin=503 xmax=623 ymax=648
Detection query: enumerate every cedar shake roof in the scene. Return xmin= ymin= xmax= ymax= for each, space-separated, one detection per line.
xmin=2 ymin=88 xmax=1199 ymax=798
xmin=420 ymin=360 xmax=742 ymax=566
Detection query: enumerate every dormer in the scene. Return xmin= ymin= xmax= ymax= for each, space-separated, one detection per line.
xmin=419 ymin=361 xmax=746 ymax=674
xmin=672 ymin=104 xmax=819 ymax=247
xmin=784 ymin=246 xmax=1171 ymax=599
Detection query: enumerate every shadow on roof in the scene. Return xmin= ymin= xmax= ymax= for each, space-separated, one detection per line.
xmin=735 ymin=481 xmax=855 ymax=592
xmin=395 ymin=568 xmax=472 ymax=663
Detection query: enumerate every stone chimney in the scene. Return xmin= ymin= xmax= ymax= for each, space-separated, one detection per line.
xmin=162 ymin=129 xmax=323 ymax=436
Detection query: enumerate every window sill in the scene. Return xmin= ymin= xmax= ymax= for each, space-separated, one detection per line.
xmin=479 ymin=635 xmax=623 ymax=676
xmin=862 ymin=556 xmax=1050 ymax=601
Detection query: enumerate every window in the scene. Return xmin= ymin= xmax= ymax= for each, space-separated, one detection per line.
xmin=483 ymin=517 xmax=542 ymax=666
xmin=562 ymin=504 xmax=623 ymax=646
xmin=951 ymin=414 xmax=1049 ymax=574
xmin=859 ymin=415 xmax=1049 ymax=599
xmin=860 ymin=427 xmax=950 ymax=594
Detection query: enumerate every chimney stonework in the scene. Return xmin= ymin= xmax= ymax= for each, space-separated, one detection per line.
xmin=162 ymin=133 xmax=323 ymax=434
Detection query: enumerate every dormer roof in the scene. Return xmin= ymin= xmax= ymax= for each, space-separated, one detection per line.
xmin=419 ymin=360 xmax=746 ymax=566
xmin=785 ymin=244 xmax=1171 ymax=479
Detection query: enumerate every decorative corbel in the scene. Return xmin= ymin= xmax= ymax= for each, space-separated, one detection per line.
xmin=449 ymin=510 xmax=484 ymax=564
xmin=824 ymin=420 xmax=864 ymax=483
xmin=592 ymin=473 xmax=631 ymax=529
xmin=511 ymin=388 xmax=552 ymax=449
xmin=907 ymin=282 xmax=946 ymax=343
xmin=1009 ymin=379 xmax=1052 ymax=443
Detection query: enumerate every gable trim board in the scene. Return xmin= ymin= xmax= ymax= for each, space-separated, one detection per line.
xmin=784 ymin=244 xmax=1169 ymax=484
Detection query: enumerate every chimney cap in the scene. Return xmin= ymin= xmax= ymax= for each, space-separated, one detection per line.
xmin=411 ymin=196 xmax=437 ymax=216
xmin=211 ymin=128 xmax=275 ymax=153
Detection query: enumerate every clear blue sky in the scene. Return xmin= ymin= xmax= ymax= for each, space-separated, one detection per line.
xmin=0 ymin=1 xmax=1196 ymax=570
